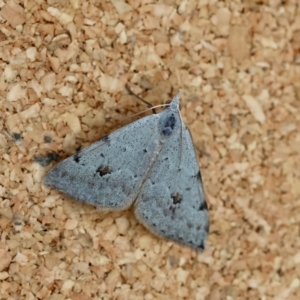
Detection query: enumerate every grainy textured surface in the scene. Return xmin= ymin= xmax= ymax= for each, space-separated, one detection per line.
xmin=0 ymin=1 xmax=299 ymax=299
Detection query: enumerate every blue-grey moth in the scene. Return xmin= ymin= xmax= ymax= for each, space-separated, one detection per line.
xmin=44 ymin=92 xmax=209 ymax=251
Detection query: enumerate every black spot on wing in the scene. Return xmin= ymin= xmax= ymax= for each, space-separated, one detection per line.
xmin=102 ymin=135 xmax=109 ymax=143
xmin=198 ymin=171 xmax=203 ymax=182
xmin=96 ymin=165 xmax=111 ymax=177
xmin=171 ymin=192 xmax=182 ymax=204
xmin=74 ymin=152 xmax=81 ymax=163
xmin=197 ymin=240 xmax=205 ymax=251
xmin=101 ymin=135 xmax=110 ymax=145
xmin=160 ymin=113 xmax=176 ymax=136
xmin=192 ymin=171 xmax=202 ymax=182
xmin=198 ymin=201 xmax=208 ymax=211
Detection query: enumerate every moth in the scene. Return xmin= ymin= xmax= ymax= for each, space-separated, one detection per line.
xmin=44 ymin=92 xmax=209 ymax=251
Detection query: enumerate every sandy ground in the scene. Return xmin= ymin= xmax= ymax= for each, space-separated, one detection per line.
xmin=1 ymin=1 xmax=300 ymax=299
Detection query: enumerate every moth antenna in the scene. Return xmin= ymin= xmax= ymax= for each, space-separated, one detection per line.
xmin=125 ymin=84 xmax=157 ymax=114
